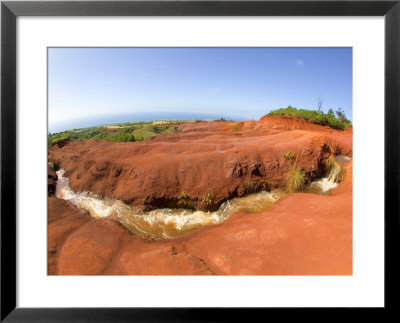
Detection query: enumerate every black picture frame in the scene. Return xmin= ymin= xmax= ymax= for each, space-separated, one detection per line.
xmin=1 ymin=0 xmax=399 ymax=321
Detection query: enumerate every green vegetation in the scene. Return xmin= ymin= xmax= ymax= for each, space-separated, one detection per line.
xmin=202 ymin=192 xmax=214 ymax=206
xmin=51 ymin=136 xmax=69 ymax=145
xmin=284 ymin=152 xmax=305 ymax=193
xmin=178 ymin=191 xmax=188 ymax=200
xmin=49 ymin=160 xmax=59 ymax=171
xmin=267 ymin=106 xmax=352 ymax=130
xmin=48 ymin=121 xmax=180 ymax=147
xmin=214 ymin=117 xmax=234 ymax=122
xmin=283 ymin=151 xmax=294 ymax=160
xmin=325 ymin=155 xmax=337 ymax=172
xmin=105 ymin=125 xmax=125 ymax=129
xmin=177 ymin=191 xmax=194 ymax=208
xmin=231 ymin=124 xmax=240 ymax=132
xmin=285 ymin=164 xmax=305 ymax=193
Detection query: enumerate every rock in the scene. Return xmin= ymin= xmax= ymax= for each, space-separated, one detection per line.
xmin=48 ymin=117 xmax=352 ymax=210
xmin=48 ymin=196 xmax=91 ymax=274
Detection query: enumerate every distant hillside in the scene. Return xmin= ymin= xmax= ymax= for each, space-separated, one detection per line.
xmin=48 ymin=112 xmax=234 ymax=133
xmin=48 ymin=121 xmax=181 ymax=147
xmin=267 ymin=106 xmax=352 ymax=130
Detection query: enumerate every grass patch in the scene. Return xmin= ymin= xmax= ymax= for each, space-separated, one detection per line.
xmin=49 ymin=160 xmax=59 ymax=171
xmin=284 ymin=153 xmax=305 ymax=193
xmin=202 ymin=192 xmax=213 ymax=206
xmin=325 ymin=155 xmax=337 ymax=172
xmin=105 ymin=125 xmax=128 ymax=129
xmin=177 ymin=191 xmax=194 ymax=208
xmin=285 ymin=164 xmax=305 ymax=193
xmin=231 ymin=124 xmax=240 ymax=132
xmin=283 ymin=151 xmax=295 ymax=160
xmin=51 ymin=136 xmax=69 ymax=145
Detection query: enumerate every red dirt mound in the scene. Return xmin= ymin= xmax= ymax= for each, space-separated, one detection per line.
xmin=48 ymin=117 xmax=352 ymax=211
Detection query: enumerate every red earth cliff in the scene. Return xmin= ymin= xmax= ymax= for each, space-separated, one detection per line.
xmin=49 ymin=116 xmax=352 ymax=211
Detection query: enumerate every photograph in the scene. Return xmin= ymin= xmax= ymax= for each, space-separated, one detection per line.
xmin=47 ymin=47 xmax=353 ymax=276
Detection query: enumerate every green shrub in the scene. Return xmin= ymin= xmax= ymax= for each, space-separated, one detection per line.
xmin=285 ymin=164 xmax=305 ymax=193
xmin=51 ymin=136 xmax=69 ymax=145
xmin=177 ymin=191 xmax=194 ymax=208
xmin=283 ymin=151 xmax=294 ymax=160
xmin=107 ymin=131 xmax=135 ymax=142
xmin=202 ymin=192 xmax=213 ymax=206
xmin=325 ymin=155 xmax=336 ymax=172
xmin=231 ymin=124 xmax=239 ymax=132
xmin=178 ymin=191 xmax=188 ymax=200
xmin=49 ymin=161 xmax=59 ymax=171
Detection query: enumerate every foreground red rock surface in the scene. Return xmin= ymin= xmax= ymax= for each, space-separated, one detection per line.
xmin=48 ymin=117 xmax=352 ymax=275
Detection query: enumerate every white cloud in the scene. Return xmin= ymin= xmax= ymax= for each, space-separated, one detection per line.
xmin=208 ymin=88 xmax=222 ymax=92
xmin=296 ymin=59 xmax=304 ymax=66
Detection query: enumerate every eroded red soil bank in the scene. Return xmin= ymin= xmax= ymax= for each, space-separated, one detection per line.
xmin=49 ymin=117 xmax=352 ymax=211
xmin=48 ymin=117 xmax=352 ymax=275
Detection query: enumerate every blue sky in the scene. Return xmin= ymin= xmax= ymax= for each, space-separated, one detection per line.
xmin=48 ymin=47 xmax=352 ymax=132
